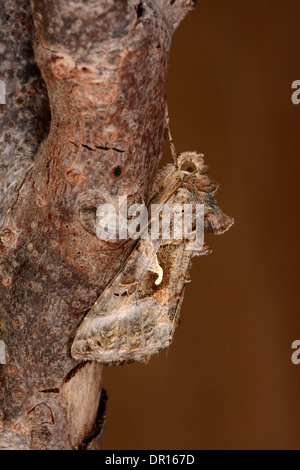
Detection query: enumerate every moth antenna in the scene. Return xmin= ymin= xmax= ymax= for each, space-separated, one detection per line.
xmin=168 ymin=124 xmax=178 ymax=167
xmin=165 ymin=104 xmax=178 ymax=167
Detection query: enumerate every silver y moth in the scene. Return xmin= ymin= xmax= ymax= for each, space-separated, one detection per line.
xmin=71 ymin=135 xmax=233 ymax=365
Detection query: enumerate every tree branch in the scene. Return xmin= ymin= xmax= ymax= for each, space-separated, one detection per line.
xmin=0 ymin=0 xmax=196 ymax=449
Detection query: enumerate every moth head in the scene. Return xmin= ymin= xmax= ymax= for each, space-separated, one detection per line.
xmin=177 ymin=152 xmax=206 ymax=175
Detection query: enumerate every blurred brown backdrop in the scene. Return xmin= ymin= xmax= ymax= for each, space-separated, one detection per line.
xmin=103 ymin=0 xmax=300 ymax=450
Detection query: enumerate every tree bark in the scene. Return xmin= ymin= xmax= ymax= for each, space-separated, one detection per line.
xmin=0 ymin=0 xmax=196 ymax=450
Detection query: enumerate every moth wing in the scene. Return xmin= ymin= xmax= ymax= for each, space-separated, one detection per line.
xmin=71 ymin=234 xmax=201 ymax=364
xmin=71 ymin=237 xmax=163 ymax=364
xmin=71 ymin=156 xmax=233 ymax=365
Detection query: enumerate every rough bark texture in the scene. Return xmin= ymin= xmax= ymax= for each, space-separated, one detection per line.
xmin=0 ymin=0 xmax=196 ymax=450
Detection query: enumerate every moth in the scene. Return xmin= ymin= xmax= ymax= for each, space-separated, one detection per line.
xmin=71 ymin=128 xmax=233 ymax=365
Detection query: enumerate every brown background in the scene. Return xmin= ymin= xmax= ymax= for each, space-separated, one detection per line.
xmin=103 ymin=0 xmax=300 ymax=450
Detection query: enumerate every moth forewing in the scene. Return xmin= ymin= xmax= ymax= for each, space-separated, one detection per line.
xmin=71 ymin=234 xmax=162 ymax=363
xmin=71 ymin=151 xmax=233 ymax=364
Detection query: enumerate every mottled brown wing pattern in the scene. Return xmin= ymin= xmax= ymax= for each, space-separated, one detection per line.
xmin=71 ymin=152 xmax=233 ymax=364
